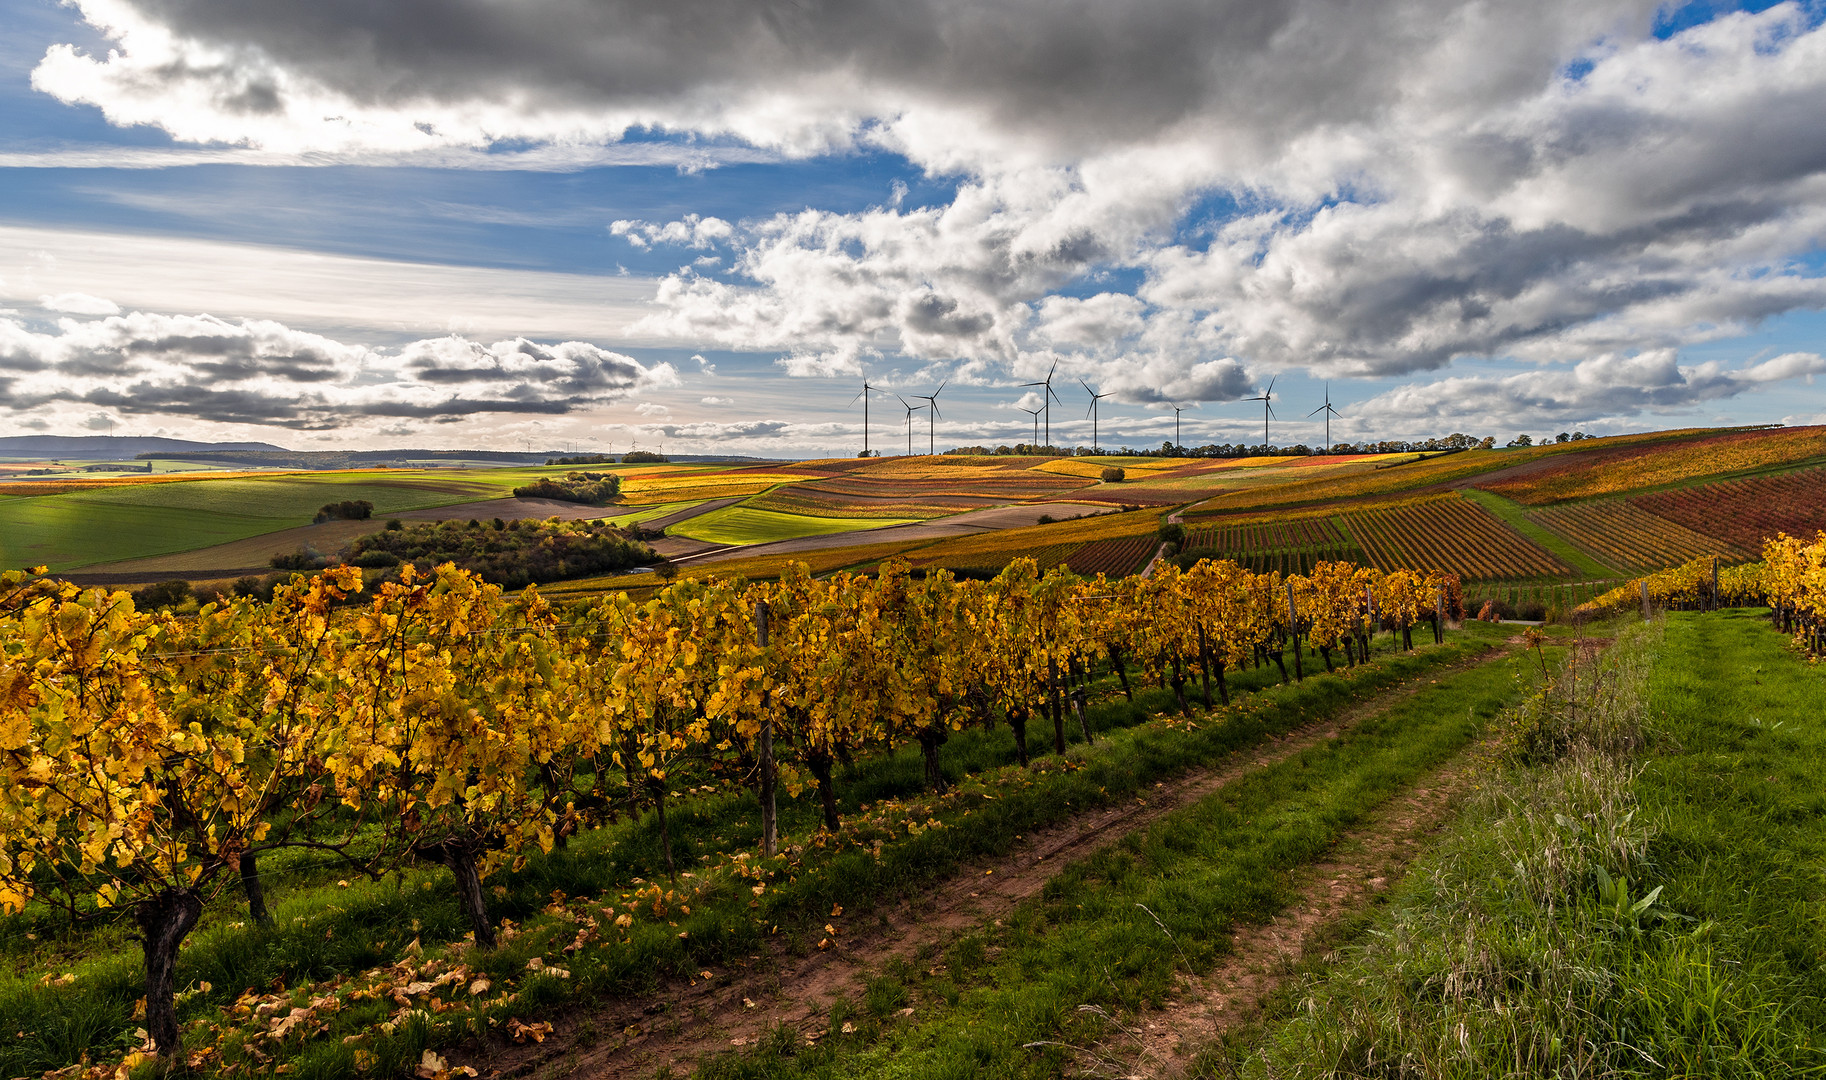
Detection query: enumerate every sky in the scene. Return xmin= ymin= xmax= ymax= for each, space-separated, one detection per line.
xmin=1 ymin=0 xmax=1824 ymax=458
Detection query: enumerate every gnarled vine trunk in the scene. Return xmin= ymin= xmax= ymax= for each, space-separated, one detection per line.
xmin=136 ymin=887 xmax=204 ymax=1055
xmin=917 ymin=729 xmax=949 ymax=794
xmin=239 ymin=851 xmax=273 ymax=927
xmin=807 ymin=753 xmax=841 ymax=832
xmin=1106 ymin=644 xmax=1133 ymax=702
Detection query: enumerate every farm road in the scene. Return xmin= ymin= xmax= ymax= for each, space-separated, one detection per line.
xmin=459 ymin=644 xmax=1511 ymax=1080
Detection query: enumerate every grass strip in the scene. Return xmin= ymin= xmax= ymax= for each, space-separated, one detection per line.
xmin=1223 ymin=609 xmax=1826 ymax=1078
xmin=692 ymin=639 xmax=1540 ymax=1080
xmin=1460 ymin=487 xmax=1619 ymax=578
xmin=0 ymin=633 xmax=1484 ymax=1077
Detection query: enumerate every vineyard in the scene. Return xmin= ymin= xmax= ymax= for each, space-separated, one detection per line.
xmin=1180 ymin=515 xmax=1365 ymax=576
xmin=1529 ymin=499 xmax=1743 ymax=573
xmin=1479 ymin=425 xmax=1826 ymax=505
xmin=1632 ymin=466 xmax=1826 ymax=553
xmin=0 ymin=552 xmax=1461 ymax=1075
xmin=1064 ymin=535 xmax=1159 ymax=576
xmin=1341 ymin=494 xmax=1570 ymax=580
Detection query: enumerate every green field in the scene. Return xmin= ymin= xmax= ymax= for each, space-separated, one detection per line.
xmin=0 ymin=470 xmax=560 ymax=571
xmin=668 ymin=505 xmax=916 ymax=545
xmin=0 ymin=497 xmax=288 ymax=571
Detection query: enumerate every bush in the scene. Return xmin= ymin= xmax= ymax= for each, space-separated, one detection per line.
xmin=270 ymin=546 xmax=330 ymax=571
xmin=513 ymin=471 xmax=621 ymax=506
xmin=1036 ymin=514 xmax=1056 ymax=525
xmin=343 ymin=518 xmax=656 ymax=588
xmin=1157 ymin=521 xmax=1185 ymax=545
xmin=1100 ymin=467 xmax=1125 ymax=483
xmin=313 ymin=500 xmax=373 ymax=523
xmin=129 ymin=579 xmax=191 ymax=610
xmin=622 ymin=450 xmax=669 ymax=464
xmin=384 ymin=519 xmax=403 ymax=531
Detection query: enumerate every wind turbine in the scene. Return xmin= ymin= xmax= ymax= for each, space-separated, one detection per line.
xmin=1243 ymin=375 xmax=1278 ymax=445
xmin=1308 ymin=382 xmax=1340 ymax=454
xmin=1020 ymin=405 xmax=1043 ymax=450
xmin=913 ymin=381 xmax=946 ymax=456
xmin=1080 ymin=379 xmax=1111 ymax=454
xmin=1172 ymin=404 xmax=1184 ymax=450
xmin=1020 ymin=360 xmax=1065 ymax=449
xmin=849 ymin=379 xmax=877 ymax=456
xmin=896 ymin=394 xmax=926 ymax=456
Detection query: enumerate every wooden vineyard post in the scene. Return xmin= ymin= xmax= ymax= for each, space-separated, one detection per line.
xmin=1434 ymin=583 xmax=1445 ymax=644
xmin=755 ymin=600 xmax=777 ymax=859
xmin=1286 ymin=581 xmax=1302 ymax=681
xmin=1640 ymin=579 xmax=1651 ymax=620
xmin=1363 ymin=585 xmax=1375 ymax=661
xmin=1712 ymin=557 xmax=1720 ymax=612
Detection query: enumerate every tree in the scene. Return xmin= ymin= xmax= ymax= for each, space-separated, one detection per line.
xmin=1100 ymin=466 xmax=1125 ymax=483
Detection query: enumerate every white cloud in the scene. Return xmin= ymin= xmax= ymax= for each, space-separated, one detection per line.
xmin=38 ymin=292 xmax=120 ymax=315
xmin=0 ymin=309 xmax=678 ymax=429
xmin=19 ymin=0 xmax=1826 ymax=423
xmin=634 ymin=401 xmax=671 ymax=417
xmin=700 ymin=395 xmax=734 ymax=405
xmin=610 ymin=215 xmax=735 ymax=250
xmin=1354 ymin=350 xmax=1826 ymax=432
xmin=0 ymin=224 xmax=661 ymax=345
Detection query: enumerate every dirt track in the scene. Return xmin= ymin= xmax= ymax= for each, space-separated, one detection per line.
xmin=457 ymin=646 xmax=1505 ymax=1080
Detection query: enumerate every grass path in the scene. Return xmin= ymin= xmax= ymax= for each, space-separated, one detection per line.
xmin=1213 ymin=610 xmax=1826 ymax=1078
xmin=462 ymin=632 xmax=1547 ymax=1080
xmin=460 ymin=643 xmax=1519 ymax=1078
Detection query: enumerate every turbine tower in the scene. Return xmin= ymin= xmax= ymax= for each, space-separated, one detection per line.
xmin=1308 ymin=382 xmax=1341 ymax=454
xmin=1019 ymin=360 xmax=1065 ymax=449
xmin=1172 ymin=404 xmax=1184 ymax=451
xmin=849 ymin=379 xmax=877 ymax=456
xmin=1020 ymin=405 xmax=1042 ymax=450
xmin=896 ymin=394 xmax=926 ymax=456
xmin=1243 ymin=375 xmax=1278 ymax=445
xmin=1080 ymin=378 xmax=1111 ymax=454
xmin=913 ymin=381 xmax=946 ymax=456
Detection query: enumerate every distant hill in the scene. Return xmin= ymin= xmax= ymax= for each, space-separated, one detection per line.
xmin=144 ymin=449 xmax=783 ymax=469
xmin=0 ymin=435 xmax=288 ymax=458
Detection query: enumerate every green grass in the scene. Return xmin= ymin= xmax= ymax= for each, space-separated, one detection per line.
xmin=0 ymin=497 xmax=289 ymax=571
xmin=669 ymin=506 xmax=916 ymax=545
xmin=695 ymin=636 xmax=1543 ymax=1080
xmin=1218 ymin=610 xmax=1826 ymax=1078
xmin=0 ymin=470 xmax=617 ymax=572
xmin=0 ymin=631 xmax=1478 ymax=1078
xmin=1461 ymin=487 xmax=1619 ymax=578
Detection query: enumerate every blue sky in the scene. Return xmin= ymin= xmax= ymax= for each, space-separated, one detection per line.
xmin=1 ymin=0 xmax=1823 ymax=456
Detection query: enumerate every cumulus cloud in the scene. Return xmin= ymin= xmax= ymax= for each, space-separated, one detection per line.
xmin=39 ymin=292 xmax=120 ymax=315
xmin=700 ymin=395 xmax=733 ymax=405
xmin=23 ymin=0 xmax=1826 ymax=412
xmin=0 ymin=310 xmax=678 ymax=428
xmin=610 ymin=215 xmax=735 ymax=251
xmin=1355 ymin=350 xmax=1826 ymax=432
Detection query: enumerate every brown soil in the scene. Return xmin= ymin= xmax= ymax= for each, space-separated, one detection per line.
xmin=455 ymin=646 xmax=1509 ymax=1080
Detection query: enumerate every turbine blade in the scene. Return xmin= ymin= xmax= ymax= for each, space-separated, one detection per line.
xmin=1308 ymin=403 xmax=1326 ymax=417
